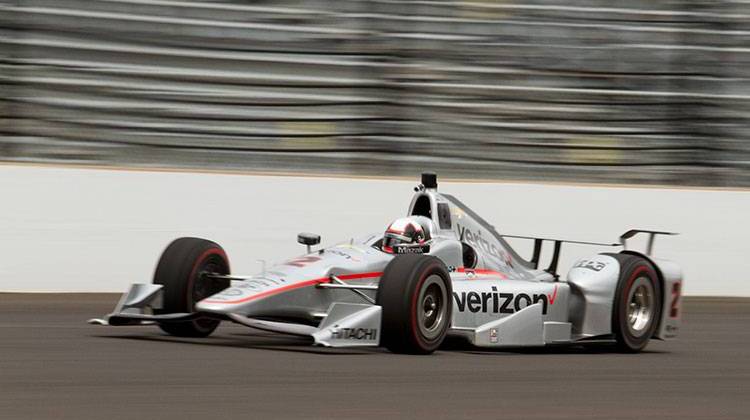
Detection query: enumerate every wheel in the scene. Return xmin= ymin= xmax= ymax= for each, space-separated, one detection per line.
xmin=376 ymin=255 xmax=452 ymax=354
xmin=608 ymin=253 xmax=662 ymax=352
xmin=153 ymin=237 xmax=230 ymax=337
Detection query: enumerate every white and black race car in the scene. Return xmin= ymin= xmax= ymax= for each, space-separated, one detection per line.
xmin=91 ymin=173 xmax=682 ymax=354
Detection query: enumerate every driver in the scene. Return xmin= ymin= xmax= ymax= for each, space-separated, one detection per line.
xmin=382 ymin=217 xmax=432 ymax=253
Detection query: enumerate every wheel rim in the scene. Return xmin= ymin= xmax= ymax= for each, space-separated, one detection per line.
xmin=416 ymin=275 xmax=448 ymax=341
xmin=626 ymin=276 xmax=655 ymax=337
xmin=193 ymin=259 xmax=225 ymax=303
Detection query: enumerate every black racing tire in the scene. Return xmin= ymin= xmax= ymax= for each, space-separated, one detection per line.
xmin=376 ymin=255 xmax=452 ymax=354
xmin=153 ymin=237 xmax=230 ymax=337
xmin=607 ymin=253 xmax=662 ymax=353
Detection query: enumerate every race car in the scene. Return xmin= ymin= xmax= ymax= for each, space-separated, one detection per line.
xmin=90 ymin=173 xmax=682 ymax=354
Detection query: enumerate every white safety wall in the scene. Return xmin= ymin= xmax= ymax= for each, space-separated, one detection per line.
xmin=0 ymin=164 xmax=747 ymax=296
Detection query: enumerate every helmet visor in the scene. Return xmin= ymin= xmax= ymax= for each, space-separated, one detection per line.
xmin=383 ymin=232 xmax=413 ymax=249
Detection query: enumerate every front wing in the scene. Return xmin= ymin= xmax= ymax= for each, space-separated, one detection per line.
xmin=89 ymin=283 xmax=382 ymax=347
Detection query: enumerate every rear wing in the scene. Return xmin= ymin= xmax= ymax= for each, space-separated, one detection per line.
xmin=501 ymin=229 xmax=677 ymax=278
xmin=500 ymin=234 xmax=619 ymax=278
xmin=619 ymin=229 xmax=678 ymax=256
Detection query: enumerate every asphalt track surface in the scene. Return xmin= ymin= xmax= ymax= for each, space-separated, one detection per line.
xmin=1 ymin=295 xmax=748 ymax=420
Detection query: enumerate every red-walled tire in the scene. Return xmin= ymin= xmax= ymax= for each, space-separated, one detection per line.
xmin=153 ymin=237 xmax=230 ymax=337
xmin=609 ymin=253 xmax=662 ymax=352
xmin=376 ymin=255 xmax=452 ymax=354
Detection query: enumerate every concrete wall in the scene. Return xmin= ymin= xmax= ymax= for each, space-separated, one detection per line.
xmin=1 ymin=164 xmax=747 ymax=296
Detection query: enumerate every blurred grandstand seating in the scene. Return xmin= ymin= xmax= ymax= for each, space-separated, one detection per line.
xmin=1 ymin=0 xmax=748 ymax=185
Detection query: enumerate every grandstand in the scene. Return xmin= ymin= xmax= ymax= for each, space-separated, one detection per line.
xmin=1 ymin=0 xmax=748 ymax=185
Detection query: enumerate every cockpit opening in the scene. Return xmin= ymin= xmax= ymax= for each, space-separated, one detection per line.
xmin=411 ymin=195 xmax=432 ymax=219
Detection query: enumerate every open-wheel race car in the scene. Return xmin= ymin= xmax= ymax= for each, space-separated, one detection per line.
xmin=90 ymin=173 xmax=682 ymax=354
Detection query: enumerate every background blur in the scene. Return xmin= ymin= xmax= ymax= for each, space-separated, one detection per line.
xmin=1 ymin=0 xmax=749 ymax=186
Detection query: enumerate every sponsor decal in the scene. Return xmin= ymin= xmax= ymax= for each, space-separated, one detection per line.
xmin=284 ymin=256 xmax=321 ymax=267
xmin=489 ymin=328 xmax=499 ymax=344
xmin=393 ymin=244 xmax=430 ymax=254
xmin=201 ymin=271 xmax=383 ymax=305
xmin=211 ymin=276 xmax=285 ymax=299
xmin=453 ymin=285 xmax=558 ymax=315
xmin=236 ymin=278 xmax=281 ymax=290
xmin=548 ymin=284 xmax=559 ymax=305
xmin=457 ymin=224 xmax=513 ymax=267
xmin=670 ymin=282 xmax=681 ymax=318
xmin=573 ymin=259 xmax=607 ymax=272
xmin=328 ymin=249 xmax=362 ymax=262
xmin=331 ymin=327 xmax=378 ymax=340
xmin=266 ymin=271 xmax=286 ymax=278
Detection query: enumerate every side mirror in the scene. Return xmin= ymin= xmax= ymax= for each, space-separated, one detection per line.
xmin=298 ymin=232 xmax=321 ymax=254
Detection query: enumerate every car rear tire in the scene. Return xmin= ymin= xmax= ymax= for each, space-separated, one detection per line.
xmin=153 ymin=237 xmax=230 ymax=337
xmin=608 ymin=253 xmax=662 ymax=353
xmin=376 ymin=255 xmax=452 ymax=354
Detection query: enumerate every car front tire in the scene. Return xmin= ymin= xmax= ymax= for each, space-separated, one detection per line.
xmin=376 ymin=255 xmax=453 ymax=354
xmin=153 ymin=237 xmax=230 ymax=337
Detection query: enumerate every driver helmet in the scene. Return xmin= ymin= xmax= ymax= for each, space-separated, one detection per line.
xmin=382 ymin=217 xmax=432 ymax=253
